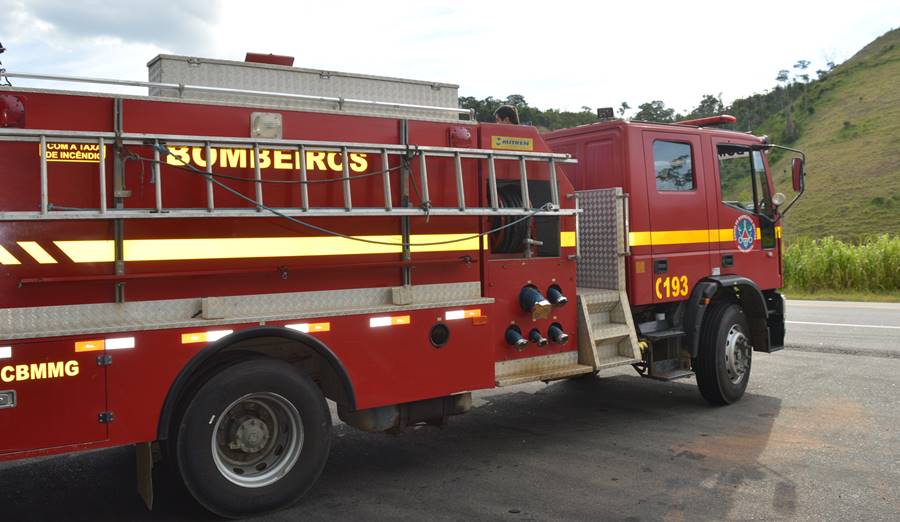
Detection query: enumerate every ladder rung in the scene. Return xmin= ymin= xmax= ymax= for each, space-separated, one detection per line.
xmin=487 ymin=154 xmax=499 ymax=210
xmin=39 ymin=135 xmax=48 ymax=215
xmin=341 ymin=146 xmax=352 ymax=211
xmin=454 ymin=152 xmax=465 ymax=211
xmin=98 ymin=137 xmax=107 ymax=214
xmin=299 ymin=144 xmax=309 ymax=211
xmin=518 ymin=157 xmax=530 ymax=210
xmin=418 ymin=151 xmax=430 ymax=206
xmin=253 ymin=142 xmax=263 ymax=211
xmin=381 ymin=149 xmax=392 ymax=211
xmin=153 ymin=141 xmax=163 ymax=213
xmin=205 ymin=142 xmax=215 ymax=211
xmin=548 ymin=158 xmax=559 ymax=208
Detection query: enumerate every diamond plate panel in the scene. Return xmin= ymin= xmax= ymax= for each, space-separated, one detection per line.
xmin=495 ymin=351 xmax=580 ymax=380
xmin=576 ymin=188 xmax=625 ymax=290
xmin=148 ymin=55 xmax=461 ymax=121
xmin=0 ymin=282 xmax=487 ymax=341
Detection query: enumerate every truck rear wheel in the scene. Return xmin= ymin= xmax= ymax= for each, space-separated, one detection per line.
xmin=173 ymin=358 xmax=331 ymax=518
xmin=693 ymin=302 xmax=752 ymax=405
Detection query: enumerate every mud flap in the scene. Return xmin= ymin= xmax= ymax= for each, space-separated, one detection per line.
xmin=136 ymin=442 xmax=155 ymax=510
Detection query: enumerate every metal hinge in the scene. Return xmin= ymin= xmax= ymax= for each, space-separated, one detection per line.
xmin=96 ymin=354 xmax=113 ymax=366
xmin=98 ymin=411 xmax=115 ymax=423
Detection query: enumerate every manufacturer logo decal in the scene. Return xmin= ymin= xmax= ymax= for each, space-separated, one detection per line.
xmin=491 ymin=136 xmax=533 ymax=151
xmin=734 ymin=215 xmax=756 ymax=252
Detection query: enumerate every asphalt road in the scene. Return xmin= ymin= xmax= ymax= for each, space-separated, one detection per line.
xmin=1 ymin=300 xmax=898 ymax=521
xmin=784 ymin=300 xmax=900 ymax=356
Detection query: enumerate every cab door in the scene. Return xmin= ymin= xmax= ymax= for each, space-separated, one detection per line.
xmin=711 ymin=141 xmax=779 ymax=289
xmin=641 ymin=131 xmax=712 ymax=303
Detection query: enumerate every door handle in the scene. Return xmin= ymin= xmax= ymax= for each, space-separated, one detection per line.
xmin=654 ymin=259 xmax=668 ymax=274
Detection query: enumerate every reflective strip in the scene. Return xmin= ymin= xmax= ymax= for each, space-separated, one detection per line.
xmin=776 ymin=226 xmax=782 ymax=239
xmin=17 ymin=242 xmax=58 ymax=264
xmin=445 ymin=309 xmax=482 ymax=320
xmin=105 ymin=337 xmax=135 ymax=350
xmin=54 ymin=234 xmax=481 ymax=263
xmin=75 ymin=336 xmax=136 ymax=352
xmin=560 ymin=231 xmax=576 ymax=248
xmin=369 ymin=315 xmax=411 ymax=328
xmin=0 ymin=347 xmax=10 ymax=359
xmin=629 ymin=228 xmax=767 ymax=247
xmin=75 ymin=340 xmax=105 ymax=352
xmin=0 ymin=246 xmax=21 ymax=266
xmin=181 ymin=329 xmax=233 ymax=344
xmin=286 ymin=322 xmax=331 ymax=333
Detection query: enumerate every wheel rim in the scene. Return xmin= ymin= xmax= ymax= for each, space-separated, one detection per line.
xmin=724 ymin=324 xmax=751 ymax=384
xmin=211 ymin=392 xmax=304 ymax=488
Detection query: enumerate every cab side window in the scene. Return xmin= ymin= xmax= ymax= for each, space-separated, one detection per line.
xmin=717 ymin=144 xmax=756 ymax=212
xmin=653 ymin=141 xmax=694 ymax=191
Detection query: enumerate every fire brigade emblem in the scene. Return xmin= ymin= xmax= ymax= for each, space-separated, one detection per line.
xmin=734 ymin=215 xmax=756 ymax=252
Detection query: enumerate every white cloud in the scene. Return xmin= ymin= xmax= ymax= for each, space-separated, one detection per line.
xmin=1 ymin=0 xmax=898 ymax=116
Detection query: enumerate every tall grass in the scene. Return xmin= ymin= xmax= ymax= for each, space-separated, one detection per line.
xmin=784 ymin=235 xmax=900 ymax=292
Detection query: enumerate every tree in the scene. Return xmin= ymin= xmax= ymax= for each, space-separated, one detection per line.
xmin=630 ymin=100 xmax=675 ymax=123
xmin=458 ymin=95 xmax=598 ymax=130
xmin=617 ymin=102 xmax=630 ymax=118
xmin=684 ymin=94 xmax=725 ymax=120
xmin=505 ymin=94 xmax=527 ymax=108
xmin=776 ymin=69 xmax=790 ymax=83
xmin=793 ymin=60 xmax=811 ymax=83
xmin=784 ymin=108 xmax=799 ymax=142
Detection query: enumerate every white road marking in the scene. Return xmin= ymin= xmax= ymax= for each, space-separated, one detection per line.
xmin=786 ymin=300 xmax=900 ymax=310
xmin=787 ymin=320 xmax=900 ymax=330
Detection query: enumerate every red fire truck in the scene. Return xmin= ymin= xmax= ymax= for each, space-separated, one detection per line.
xmin=0 ymin=54 xmax=804 ymax=517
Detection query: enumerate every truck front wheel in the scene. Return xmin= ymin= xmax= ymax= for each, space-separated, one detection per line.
xmin=173 ymin=358 xmax=331 ymax=518
xmin=693 ymin=302 xmax=752 ymax=405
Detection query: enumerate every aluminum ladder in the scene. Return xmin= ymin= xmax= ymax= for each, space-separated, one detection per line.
xmin=0 ymin=128 xmax=578 ymax=221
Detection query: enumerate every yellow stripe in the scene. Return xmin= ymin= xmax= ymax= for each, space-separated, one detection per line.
xmin=17 ymin=241 xmax=58 ymax=264
xmin=560 ymin=231 xmax=576 ymax=248
xmin=54 ymin=234 xmax=482 ymax=263
xmin=776 ymin=226 xmax=782 ymax=239
xmin=629 ymin=228 xmax=768 ymax=247
xmin=0 ymin=246 xmax=22 ymax=265
xmin=409 ymin=234 xmax=481 ymax=254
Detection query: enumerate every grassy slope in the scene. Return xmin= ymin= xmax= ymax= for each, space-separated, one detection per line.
xmin=763 ymin=28 xmax=900 ymax=242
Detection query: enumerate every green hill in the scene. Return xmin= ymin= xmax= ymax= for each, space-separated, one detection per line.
xmin=762 ymin=28 xmax=900 ymax=242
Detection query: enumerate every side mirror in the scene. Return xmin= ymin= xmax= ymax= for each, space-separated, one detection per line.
xmin=791 ymin=158 xmax=805 ymax=192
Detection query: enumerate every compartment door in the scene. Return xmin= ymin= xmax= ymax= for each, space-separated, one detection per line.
xmin=0 ymin=339 xmax=107 ymax=453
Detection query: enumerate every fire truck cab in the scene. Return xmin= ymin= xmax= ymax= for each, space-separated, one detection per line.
xmin=546 ymin=117 xmax=790 ymax=396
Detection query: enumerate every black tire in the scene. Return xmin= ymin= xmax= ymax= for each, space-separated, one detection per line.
xmin=172 ymin=358 xmax=331 ymax=518
xmin=693 ymin=303 xmax=752 ymax=405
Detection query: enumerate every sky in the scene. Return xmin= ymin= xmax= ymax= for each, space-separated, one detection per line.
xmin=1 ymin=0 xmax=898 ymax=116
